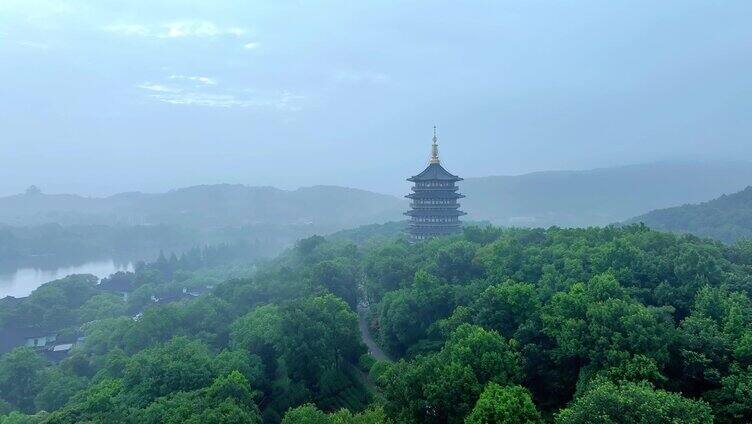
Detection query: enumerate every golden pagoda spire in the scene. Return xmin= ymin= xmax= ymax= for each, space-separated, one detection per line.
xmin=429 ymin=125 xmax=440 ymax=164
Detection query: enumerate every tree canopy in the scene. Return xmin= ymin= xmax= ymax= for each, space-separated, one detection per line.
xmin=3 ymin=224 xmax=752 ymax=422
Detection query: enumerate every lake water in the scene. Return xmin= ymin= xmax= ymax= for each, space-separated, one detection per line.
xmin=0 ymin=260 xmax=134 ymax=298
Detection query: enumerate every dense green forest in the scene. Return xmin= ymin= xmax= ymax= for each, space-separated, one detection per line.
xmin=631 ymin=186 xmax=752 ymax=243
xmin=4 ymin=224 xmax=752 ymax=422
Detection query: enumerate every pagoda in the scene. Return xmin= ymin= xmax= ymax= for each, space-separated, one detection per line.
xmin=405 ymin=127 xmax=466 ymax=240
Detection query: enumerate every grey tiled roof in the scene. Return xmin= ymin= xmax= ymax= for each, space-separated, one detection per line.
xmin=407 ymin=163 xmax=462 ymax=182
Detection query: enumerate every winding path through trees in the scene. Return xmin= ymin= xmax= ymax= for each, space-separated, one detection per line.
xmin=357 ymin=303 xmax=391 ymax=362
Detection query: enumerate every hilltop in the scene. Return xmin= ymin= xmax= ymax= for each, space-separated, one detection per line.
xmin=630 ymin=186 xmax=752 ymax=243
xmin=462 ymin=161 xmax=752 ymax=227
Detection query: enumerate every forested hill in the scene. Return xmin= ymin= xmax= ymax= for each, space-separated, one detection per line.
xmin=4 ymin=224 xmax=752 ymax=422
xmin=629 ymin=186 xmax=752 ymax=243
xmin=462 ymin=161 xmax=752 ymax=227
xmin=0 ymin=185 xmax=405 ymax=229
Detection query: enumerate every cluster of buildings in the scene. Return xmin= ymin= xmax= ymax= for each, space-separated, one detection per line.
xmin=0 ymin=329 xmax=83 ymax=362
xmin=0 ymin=282 xmax=214 ymax=362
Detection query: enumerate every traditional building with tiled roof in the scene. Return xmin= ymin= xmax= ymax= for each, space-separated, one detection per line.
xmin=405 ymin=127 xmax=466 ymax=240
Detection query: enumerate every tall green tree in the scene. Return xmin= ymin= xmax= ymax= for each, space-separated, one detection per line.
xmin=277 ymin=294 xmax=364 ymax=390
xmin=542 ymin=273 xmax=675 ymax=369
xmin=380 ymin=325 xmax=521 ymax=423
xmin=311 ymin=259 xmax=359 ymax=309
xmin=0 ymin=348 xmax=47 ymax=413
xmin=465 ymin=383 xmax=542 ymax=424
xmin=121 ymin=337 xmax=216 ymax=407
xmin=555 ymin=380 xmax=713 ymax=424
xmin=471 ymin=282 xmax=540 ymax=338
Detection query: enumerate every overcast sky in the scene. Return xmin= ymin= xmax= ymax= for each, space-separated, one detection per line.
xmin=1 ymin=0 xmax=750 ymax=197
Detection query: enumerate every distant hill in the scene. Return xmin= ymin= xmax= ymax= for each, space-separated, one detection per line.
xmin=0 ymin=185 xmax=406 ymax=231
xmin=628 ymin=186 xmax=752 ymax=243
xmin=461 ymin=161 xmax=752 ymax=227
xmin=6 ymin=161 xmax=752 ymax=231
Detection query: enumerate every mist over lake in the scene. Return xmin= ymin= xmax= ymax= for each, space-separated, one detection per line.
xmin=0 ymin=260 xmax=133 ymax=298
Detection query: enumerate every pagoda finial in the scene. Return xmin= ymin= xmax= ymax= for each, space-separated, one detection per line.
xmin=429 ymin=126 xmax=440 ymax=164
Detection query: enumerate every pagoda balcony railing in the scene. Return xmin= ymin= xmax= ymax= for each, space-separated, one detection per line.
xmin=411 ymin=186 xmax=459 ymax=192
xmin=409 ymin=203 xmax=461 ymax=209
xmin=407 ymin=194 xmax=465 ymax=201
xmin=409 ymin=221 xmax=462 ymax=227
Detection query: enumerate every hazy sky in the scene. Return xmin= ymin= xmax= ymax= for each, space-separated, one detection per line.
xmin=1 ymin=0 xmax=750 ymax=197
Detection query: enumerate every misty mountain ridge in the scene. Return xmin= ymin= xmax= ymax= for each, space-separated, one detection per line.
xmin=461 ymin=161 xmax=752 ymax=227
xmin=0 ymin=184 xmax=406 ymax=230
xmin=629 ymin=186 xmax=752 ymax=243
xmin=4 ymin=161 xmax=752 ymax=230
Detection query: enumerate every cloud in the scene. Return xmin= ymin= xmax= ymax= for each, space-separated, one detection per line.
xmin=137 ymin=83 xmax=182 ymax=93
xmin=142 ymin=91 xmax=304 ymax=109
xmin=104 ymin=21 xmax=247 ymax=39
xmin=243 ymin=42 xmax=260 ymax=50
xmin=146 ymin=92 xmax=251 ymax=108
xmin=275 ymin=91 xmax=305 ymax=112
xmin=169 ymin=75 xmax=217 ymax=86
xmin=136 ymin=78 xmax=303 ymax=111
xmin=163 ymin=21 xmax=245 ymax=38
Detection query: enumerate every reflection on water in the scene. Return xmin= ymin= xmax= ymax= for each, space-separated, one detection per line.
xmin=0 ymin=260 xmax=133 ymax=298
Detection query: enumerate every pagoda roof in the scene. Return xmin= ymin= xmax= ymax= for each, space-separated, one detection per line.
xmin=407 ymin=163 xmax=462 ymax=182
